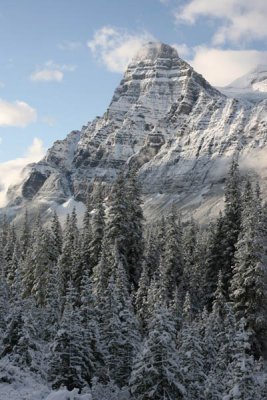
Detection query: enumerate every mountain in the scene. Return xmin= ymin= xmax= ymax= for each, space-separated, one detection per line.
xmin=2 ymin=42 xmax=267 ymax=223
xmin=219 ymin=64 xmax=267 ymax=103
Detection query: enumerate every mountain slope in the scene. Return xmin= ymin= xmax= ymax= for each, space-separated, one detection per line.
xmin=3 ymin=42 xmax=267 ymax=223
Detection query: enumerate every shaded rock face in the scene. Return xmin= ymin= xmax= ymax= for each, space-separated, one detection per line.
xmin=3 ymin=42 xmax=267 ymax=222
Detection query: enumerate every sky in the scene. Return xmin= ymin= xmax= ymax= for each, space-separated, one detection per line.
xmin=0 ymin=0 xmax=267 ymax=199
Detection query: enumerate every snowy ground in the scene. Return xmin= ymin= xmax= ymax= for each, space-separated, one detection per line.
xmin=0 ymin=360 xmax=91 ymax=400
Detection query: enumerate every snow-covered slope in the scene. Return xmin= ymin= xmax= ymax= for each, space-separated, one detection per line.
xmin=219 ymin=65 xmax=267 ymax=103
xmin=2 ymin=42 xmax=267 ymax=223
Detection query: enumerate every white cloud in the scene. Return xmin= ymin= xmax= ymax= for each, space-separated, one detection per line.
xmin=41 ymin=115 xmax=56 ymax=127
xmin=0 ymin=99 xmax=37 ymax=127
xmin=0 ymin=82 xmax=4 ymax=88
xmin=87 ymin=27 xmax=154 ymax=73
xmin=175 ymin=0 xmax=267 ymax=45
xmin=30 ymin=61 xmax=76 ymax=82
xmin=190 ymin=47 xmax=267 ymax=86
xmin=30 ymin=69 xmax=63 ymax=82
xmin=0 ymin=137 xmax=2 ymax=144
xmin=0 ymin=138 xmax=45 ymax=207
xmin=58 ymin=41 xmax=83 ymax=50
xmin=171 ymin=43 xmax=191 ymax=58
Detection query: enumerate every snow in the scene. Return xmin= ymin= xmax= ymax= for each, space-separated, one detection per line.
xmin=51 ymin=197 xmax=86 ymax=225
xmin=0 ymin=360 xmax=92 ymax=400
xmin=45 ymin=389 xmax=91 ymax=400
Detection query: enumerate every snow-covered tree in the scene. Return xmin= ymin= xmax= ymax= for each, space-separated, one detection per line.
xmin=130 ymin=304 xmax=185 ymax=400
xmin=230 ymin=180 xmax=267 ymax=355
xmin=48 ymin=283 xmax=90 ymax=391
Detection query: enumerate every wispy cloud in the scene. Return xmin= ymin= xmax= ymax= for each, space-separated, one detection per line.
xmin=41 ymin=115 xmax=57 ymax=127
xmin=190 ymin=47 xmax=267 ymax=86
xmin=58 ymin=40 xmax=83 ymax=50
xmin=171 ymin=43 xmax=191 ymax=58
xmin=174 ymin=0 xmax=267 ymax=45
xmin=87 ymin=27 xmax=154 ymax=73
xmin=0 ymin=82 xmax=4 ymax=88
xmin=0 ymin=138 xmax=45 ymax=207
xmin=0 ymin=99 xmax=37 ymax=127
xmin=30 ymin=60 xmax=76 ymax=82
xmin=0 ymin=137 xmax=2 ymax=144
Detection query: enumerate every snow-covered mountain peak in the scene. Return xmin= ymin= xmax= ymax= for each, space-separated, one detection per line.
xmin=132 ymin=41 xmax=178 ymax=62
xmin=2 ymin=45 xmax=267 ymax=224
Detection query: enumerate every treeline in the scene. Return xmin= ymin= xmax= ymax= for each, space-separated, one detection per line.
xmin=0 ymin=163 xmax=266 ymax=399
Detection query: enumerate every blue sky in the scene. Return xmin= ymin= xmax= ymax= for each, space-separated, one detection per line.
xmin=0 ymin=0 xmax=267 ymax=201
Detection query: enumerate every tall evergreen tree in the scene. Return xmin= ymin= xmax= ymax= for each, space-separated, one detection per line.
xmin=204 ymin=213 xmax=225 ymax=310
xmin=161 ymin=205 xmax=184 ymax=302
xmin=222 ymin=159 xmax=242 ymax=294
xmin=48 ymin=283 xmax=90 ymax=391
xmin=125 ymin=169 xmax=144 ymax=288
xmin=230 ymin=180 xmax=267 ymax=356
xmin=57 ymin=209 xmax=79 ymax=298
xmin=130 ymin=303 xmax=185 ymax=400
xmin=89 ymin=184 xmax=105 ymax=269
xmin=224 ymin=319 xmax=261 ymax=400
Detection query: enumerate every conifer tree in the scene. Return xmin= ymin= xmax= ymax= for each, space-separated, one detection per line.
xmin=48 ymin=283 xmax=90 ymax=391
xmin=105 ymin=172 xmax=128 ymax=254
xmin=224 ymin=319 xmax=261 ymax=400
xmin=90 ymin=184 xmax=105 ymax=269
xmin=19 ymin=209 xmax=31 ymax=261
xmin=50 ymin=211 xmax=62 ymax=263
xmin=125 ymin=169 xmax=144 ymax=288
xmin=130 ymin=302 xmax=185 ymax=400
xmin=204 ymin=213 xmax=225 ymax=310
xmin=57 ymin=209 xmax=79 ymax=298
xmin=230 ymin=180 xmax=267 ymax=356
xmin=161 ymin=205 xmax=184 ymax=302
xmin=178 ymin=319 xmax=206 ymax=400
xmin=135 ymin=260 xmax=150 ymax=330
xmin=222 ymin=159 xmax=242 ymax=294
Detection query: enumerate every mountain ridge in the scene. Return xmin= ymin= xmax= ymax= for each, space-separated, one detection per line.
xmin=2 ymin=42 xmax=267 ymax=223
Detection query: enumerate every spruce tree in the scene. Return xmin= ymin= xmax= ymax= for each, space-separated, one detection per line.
xmin=48 ymin=283 xmax=90 ymax=391
xmin=224 ymin=319 xmax=261 ymax=400
xmin=230 ymin=180 xmax=267 ymax=356
xmin=90 ymin=184 xmax=105 ymax=269
xmin=204 ymin=213 xmax=225 ymax=310
xmin=130 ymin=303 xmax=185 ymax=400
xmin=161 ymin=205 xmax=184 ymax=302
xmin=125 ymin=169 xmax=144 ymax=288
xmin=222 ymin=159 xmax=242 ymax=294
xmin=57 ymin=209 xmax=79 ymax=298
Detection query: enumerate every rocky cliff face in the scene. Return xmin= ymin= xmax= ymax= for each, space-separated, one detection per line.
xmin=3 ymin=42 xmax=267 ymax=223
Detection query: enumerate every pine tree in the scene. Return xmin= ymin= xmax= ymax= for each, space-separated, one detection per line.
xmin=230 ymin=180 xmax=267 ymax=356
xmin=79 ymin=204 xmax=93 ymax=281
xmin=224 ymin=319 xmax=261 ymax=400
xmin=19 ymin=209 xmax=31 ymax=261
xmin=2 ymin=224 xmax=17 ymax=278
xmin=135 ymin=260 xmax=150 ymax=330
xmin=125 ymin=169 xmax=144 ymax=288
xmin=50 ymin=211 xmax=62 ymax=263
xmin=48 ymin=283 xmax=90 ymax=391
xmin=90 ymin=184 xmax=105 ymax=269
xmin=130 ymin=304 xmax=185 ymax=400
xmin=178 ymin=319 xmax=206 ymax=400
xmin=31 ymin=220 xmax=53 ymax=307
xmin=222 ymin=159 xmax=242 ymax=294
xmin=204 ymin=213 xmax=225 ymax=310
xmin=161 ymin=205 xmax=184 ymax=302
xmin=80 ymin=271 xmax=101 ymax=383
xmin=57 ymin=209 xmax=79 ymax=298
xmin=104 ymin=171 xmax=128 ymax=262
